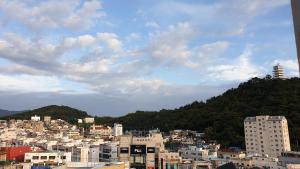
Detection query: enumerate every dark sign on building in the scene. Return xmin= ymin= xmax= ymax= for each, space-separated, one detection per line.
xmin=147 ymin=147 xmax=155 ymax=153
xmin=120 ymin=147 xmax=129 ymax=154
xmin=130 ymin=145 xmax=146 ymax=154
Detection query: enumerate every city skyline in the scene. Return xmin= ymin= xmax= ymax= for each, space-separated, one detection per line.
xmin=0 ymin=0 xmax=298 ymax=115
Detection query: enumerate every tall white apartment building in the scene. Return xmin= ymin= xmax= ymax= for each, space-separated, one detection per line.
xmin=113 ymin=123 xmax=123 ymax=136
xmin=244 ymin=116 xmax=291 ymax=157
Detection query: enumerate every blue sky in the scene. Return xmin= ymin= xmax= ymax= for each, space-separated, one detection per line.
xmin=0 ymin=0 xmax=298 ymax=116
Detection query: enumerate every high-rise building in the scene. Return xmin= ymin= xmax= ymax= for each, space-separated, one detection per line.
xmin=273 ymin=64 xmax=285 ymax=79
xmin=244 ymin=116 xmax=291 ymax=157
xmin=113 ymin=123 xmax=123 ymax=136
xmin=291 ymin=0 xmax=300 ymax=74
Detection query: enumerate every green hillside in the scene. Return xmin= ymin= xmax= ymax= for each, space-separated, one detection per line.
xmin=1 ymin=105 xmax=90 ymax=124
xmin=95 ymin=77 xmax=300 ymax=150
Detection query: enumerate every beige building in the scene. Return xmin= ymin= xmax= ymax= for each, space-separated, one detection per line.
xmin=90 ymin=124 xmax=112 ymax=137
xmin=244 ymin=116 xmax=291 ymax=157
xmin=119 ymin=132 xmax=165 ymax=169
xmin=273 ymin=64 xmax=285 ymax=79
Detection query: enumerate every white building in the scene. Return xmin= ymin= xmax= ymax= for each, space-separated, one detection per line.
xmin=113 ymin=123 xmax=123 ymax=137
xmin=84 ymin=117 xmax=95 ymax=124
xmin=179 ymin=146 xmax=209 ymax=161
xmin=24 ymin=151 xmax=71 ymax=164
xmin=31 ymin=115 xmax=41 ymax=121
xmin=244 ymin=115 xmax=291 ymax=157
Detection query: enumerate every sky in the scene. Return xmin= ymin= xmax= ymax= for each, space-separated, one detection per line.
xmin=0 ymin=0 xmax=298 ymax=116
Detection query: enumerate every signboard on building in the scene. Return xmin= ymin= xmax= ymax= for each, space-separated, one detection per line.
xmin=130 ymin=145 xmax=146 ymax=154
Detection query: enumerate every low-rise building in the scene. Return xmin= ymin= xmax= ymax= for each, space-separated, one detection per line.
xmin=24 ymin=151 xmax=71 ymax=164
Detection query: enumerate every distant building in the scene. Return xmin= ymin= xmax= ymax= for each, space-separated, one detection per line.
xmin=84 ymin=117 xmax=95 ymax=124
xmin=292 ymin=0 xmax=300 ymax=74
xmin=113 ymin=123 xmax=123 ymax=136
xmin=44 ymin=116 xmax=51 ymax=123
xmin=280 ymin=151 xmax=300 ymax=167
xmin=31 ymin=115 xmax=41 ymax=121
xmin=244 ymin=116 xmax=291 ymax=157
xmin=273 ymin=64 xmax=285 ymax=79
xmin=78 ymin=119 xmax=83 ymax=124
xmin=90 ymin=124 xmax=112 ymax=137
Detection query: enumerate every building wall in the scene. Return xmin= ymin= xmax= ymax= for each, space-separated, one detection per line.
xmin=119 ymin=133 xmax=164 ymax=169
xmin=24 ymin=152 xmax=71 ymax=164
xmin=0 ymin=146 xmax=32 ymax=162
xmin=244 ymin=116 xmax=291 ymax=157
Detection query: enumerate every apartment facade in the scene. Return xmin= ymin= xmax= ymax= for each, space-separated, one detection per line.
xmin=119 ymin=132 xmax=165 ymax=169
xmin=244 ymin=116 xmax=291 ymax=157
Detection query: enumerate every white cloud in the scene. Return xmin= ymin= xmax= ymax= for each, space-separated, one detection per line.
xmin=145 ymin=21 xmax=160 ymax=28
xmin=0 ymin=0 xmax=105 ymax=31
xmin=0 ymin=74 xmax=63 ymax=93
xmin=207 ymin=47 xmax=262 ymax=81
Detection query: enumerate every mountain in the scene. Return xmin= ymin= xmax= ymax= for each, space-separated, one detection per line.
xmin=1 ymin=77 xmax=300 ymax=150
xmin=1 ymin=105 xmax=90 ymax=124
xmin=94 ymin=77 xmax=300 ymax=150
xmin=0 ymin=109 xmax=23 ymax=117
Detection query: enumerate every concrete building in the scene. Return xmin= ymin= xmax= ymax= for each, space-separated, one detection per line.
xmin=273 ymin=64 xmax=285 ymax=79
xmin=24 ymin=151 xmax=71 ymax=164
xmin=31 ymin=115 xmax=41 ymax=121
xmin=100 ymin=142 xmax=119 ymax=162
xmin=84 ymin=117 xmax=95 ymax=124
xmin=113 ymin=123 xmax=123 ymax=137
xmin=179 ymin=146 xmax=209 ymax=161
xmin=292 ymin=0 xmax=300 ymax=74
xmin=244 ymin=116 xmax=291 ymax=157
xmin=44 ymin=116 xmax=51 ymax=123
xmin=90 ymin=124 xmax=112 ymax=137
xmin=279 ymin=151 xmax=300 ymax=167
xmin=119 ymin=132 xmax=165 ymax=169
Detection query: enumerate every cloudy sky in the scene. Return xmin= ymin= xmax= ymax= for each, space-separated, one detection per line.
xmin=0 ymin=0 xmax=298 ymax=116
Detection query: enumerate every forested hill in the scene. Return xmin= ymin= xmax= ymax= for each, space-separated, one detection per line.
xmin=95 ymin=77 xmax=300 ymax=150
xmin=1 ymin=105 xmax=89 ymax=124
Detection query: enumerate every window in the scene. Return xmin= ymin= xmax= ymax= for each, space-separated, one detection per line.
xmin=32 ymin=156 xmax=39 ymax=160
xmin=49 ymin=156 xmax=56 ymax=160
xmin=61 ymin=156 xmax=66 ymax=160
xmin=41 ymin=156 xmax=47 ymax=160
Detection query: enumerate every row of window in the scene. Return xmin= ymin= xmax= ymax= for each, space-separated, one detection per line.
xmin=31 ymin=155 xmax=66 ymax=160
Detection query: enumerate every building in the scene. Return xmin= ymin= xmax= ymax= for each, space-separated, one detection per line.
xmin=0 ymin=151 xmax=6 ymax=161
xmin=44 ymin=116 xmax=51 ymax=123
xmin=179 ymin=146 xmax=209 ymax=161
xmin=292 ymin=0 xmax=300 ymax=74
xmin=24 ymin=151 xmax=71 ymax=164
xmin=279 ymin=151 xmax=300 ymax=167
xmin=0 ymin=146 xmax=32 ymax=162
xmin=119 ymin=132 xmax=165 ymax=169
xmin=84 ymin=117 xmax=95 ymax=124
xmin=273 ymin=64 xmax=285 ymax=79
xmin=159 ymin=152 xmax=182 ymax=169
xmin=90 ymin=124 xmax=112 ymax=137
xmin=113 ymin=123 xmax=123 ymax=137
xmin=31 ymin=115 xmax=41 ymax=121
xmin=244 ymin=116 xmax=291 ymax=157
xmin=100 ymin=142 xmax=119 ymax=162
